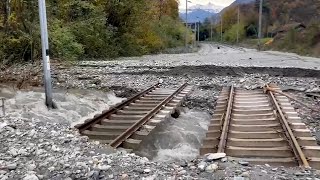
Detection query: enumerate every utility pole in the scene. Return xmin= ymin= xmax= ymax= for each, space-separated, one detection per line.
xmin=197 ymin=21 xmax=200 ymax=44
xmin=194 ymin=22 xmax=197 ymax=47
xmin=258 ymin=0 xmax=263 ymax=50
xmin=220 ymin=15 xmax=223 ymax=42
xmin=185 ymin=0 xmax=188 ymax=48
xmin=210 ymin=17 xmax=213 ymax=41
xmin=236 ymin=5 xmax=240 ymax=43
xmin=38 ymin=0 xmax=54 ymax=109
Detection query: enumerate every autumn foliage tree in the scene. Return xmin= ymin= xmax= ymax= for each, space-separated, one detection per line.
xmin=0 ymin=0 xmax=185 ymax=63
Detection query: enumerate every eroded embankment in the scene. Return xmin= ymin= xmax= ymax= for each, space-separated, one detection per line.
xmin=98 ymin=65 xmax=320 ymax=78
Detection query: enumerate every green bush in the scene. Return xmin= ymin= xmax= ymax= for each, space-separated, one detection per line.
xmin=305 ymin=23 xmax=320 ymax=47
xmin=154 ymin=16 xmax=186 ymax=48
xmin=49 ymin=20 xmax=84 ymax=61
xmin=71 ymin=18 xmax=119 ymax=58
xmin=224 ymin=23 xmax=246 ymax=43
xmin=0 ymin=31 xmax=34 ymax=64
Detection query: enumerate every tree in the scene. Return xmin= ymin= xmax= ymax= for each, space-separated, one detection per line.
xmin=0 ymin=0 xmax=186 ymax=63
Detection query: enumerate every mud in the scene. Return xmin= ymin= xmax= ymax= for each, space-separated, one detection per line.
xmin=100 ymin=65 xmax=320 ymax=78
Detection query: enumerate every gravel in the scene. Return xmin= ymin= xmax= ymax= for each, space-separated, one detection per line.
xmin=1 ymin=43 xmax=320 ymax=179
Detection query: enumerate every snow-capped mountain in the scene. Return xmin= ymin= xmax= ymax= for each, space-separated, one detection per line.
xmin=188 ymin=3 xmax=224 ymax=13
xmin=233 ymin=0 xmax=255 ymax=5
xmin=179 ymin=3 xmax=223 ymax=22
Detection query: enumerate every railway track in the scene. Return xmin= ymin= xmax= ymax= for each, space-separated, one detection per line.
xmin=76 ymin=83 xmax=192 ymax=151
xmin=200 ymin=84 xmax=320 ymax=169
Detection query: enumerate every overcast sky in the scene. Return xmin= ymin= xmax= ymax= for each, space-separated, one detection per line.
xmin=179 ymin=0 xmax=235 ymax=8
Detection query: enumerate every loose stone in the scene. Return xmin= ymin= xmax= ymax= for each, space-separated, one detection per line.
xmin=241 ymin=171 xmax=250 ymax=177
xmin=205 ymin=163 xmax=218 ymax=173
xmin=23 ymin=174 xmax=39 ymax=180
xmin=238 ymin=160 xmax=249 ymax=166
xmin=205 ymin=153 xmax=226 ymax=161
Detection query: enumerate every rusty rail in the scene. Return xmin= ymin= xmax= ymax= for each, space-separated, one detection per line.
xmin=109 ymin=83 xmax=188 ymax=148
xmin=266 ymin=84 xmax=310 ymax=168
xmin=77 ymin=83 xmax=160 ymax=132
xmin=266 ymin=86 xmax=319 ymax=112
xmin=217 ymin=85 xmax=234 ymax=153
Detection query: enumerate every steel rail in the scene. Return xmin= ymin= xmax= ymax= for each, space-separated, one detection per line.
xmin=266 ymin=84 xmax=310 ymax=168
xmin=77 ymin=83 xmax=160 ymax=133
xmin=109 ymin=83 xmax=188 ymax=148
xmin=266 ymin=87 xmax=319 ymax=112
xmin=217 ymin=85 xmax=234 ymax=153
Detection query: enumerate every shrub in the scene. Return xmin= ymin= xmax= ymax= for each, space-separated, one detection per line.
xmin=0 ymin=31 xmax=34 ymax=64
xmin=224 ymin=23 xmax=246 ymax=43
xmin=49 ymin=20 xmax=84 ymax=61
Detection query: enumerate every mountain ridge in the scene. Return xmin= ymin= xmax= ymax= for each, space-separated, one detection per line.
xmin=179 ymin=2 xmax=223 ymax=22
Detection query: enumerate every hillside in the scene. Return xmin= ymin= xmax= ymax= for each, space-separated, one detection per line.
xmin=211 ymin=0 xmax=320 ymax=56
xmin=221 ymin=0 xmax=320 ymax=27
xmin=219 ymin=0 xmax=255 ymax=15
xmin=266 ymin=0 xmax=320 ymax=26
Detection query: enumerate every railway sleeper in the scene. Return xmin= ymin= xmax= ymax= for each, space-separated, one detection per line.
xmin=216 ymin=100 xmax=228 ymax=104
xmin=147 ymin=119 xmax=162 ymax=126
xmin=82 ymin=130 xmax=121 ymax=140
xmin=226 ymin=146 xmax=294 ymax=158
xmin=208 ymin=124 xmax=222 ymax=131
xmin=309 ymin=158 xmax=320 ymax=169
xmin=129 ymin=103 xmax=159 ymax=107
xmin=101 ymin=119 xmax=137 ymax=126
xmin=233 ymin=91 xmax=262 ymax=95
xmin=288 ymin=122 xmax=307 ymax=129
xmin=91 ymin=124 xmax=131 ymax=132
xmin=215 ymin=105 xmax=228 ymax=109
xmin=228 ymin=157 xmax=297 ymax=167
xmin=297 ymin=137 xmax=319 ymax=146
xmin=123 ymin=106 xmax=154 ymax=111
xmin=229 ymin=124 xmax=281 ymax=131
xmin=292 ymin=129 xmax=313 ymax=137
xmin=232 ymin=109 xmax=273 ymax=114
xmin=212 ymin=114 xmax=224 ymax=119
xmin=231 ymin=119 xmax=278 ymax=125
xmin=228 ymin=131 xmax=285 ymax=139
xmin=202 ymin=137 xmax=219 ymax=147
xmin=212 ymin=110 xmax=226 ymax=115
xmin=234 ymin=95 xmax=267 ymax=98
xmin=226 ymin=138 xmax=287 ymax=147
xmin=234 ymin=98 xmax=269 ymax=102
xmin=144 ymin=93 xmax=171 ymax=96
xmin=200 ymin=145 xmax=218 ymax=155
xmin=232 ymin=113 xmax=274 ymax=119
xmin=233 ymin=104 xmax=271 ymax=110
xmin=132 ymin=131 xmax=149 ymax=140
xmin=109 ymin=114 xmax=144 ymax=120
xmin=117 ymin=110 xmax=149 ymax=115
xmin=135 ymin=99 xmax=165 ymax=103
xmin=122 ymin=138 xmax=142 ymax=150
xmin=302 ymin=146 xmax=320 ymax=157
xmin=134 ymin=99 xmax=162 ymax=106
xmin=233 ymin=101 xmax=269 ymax=105
xmin=234 ymin=99 xmax=269 ymax=103
xmin=139 ymin=97 xmax=166 ymax=101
